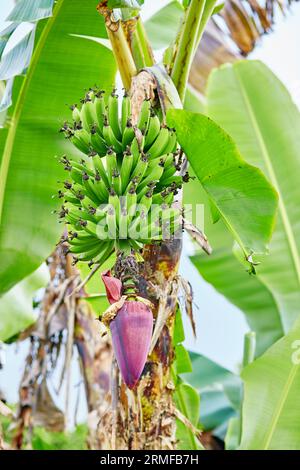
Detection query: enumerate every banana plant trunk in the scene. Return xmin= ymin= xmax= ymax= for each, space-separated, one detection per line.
xmin=101 ymin=240 xmax=181 ymax=450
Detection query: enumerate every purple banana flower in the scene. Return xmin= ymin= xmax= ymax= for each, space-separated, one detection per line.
xmin=102 ymin=271 xmax=153 ymax=389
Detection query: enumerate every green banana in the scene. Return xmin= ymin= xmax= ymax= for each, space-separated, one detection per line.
xmin=122 ymin=121 xmax=135 ymax=149
xmin=121 ymin=92 xmax=131 ymax=132
xmin=120 ymin=150 xmax=133 ymax=193
xmin=130 ymin=137 xmax=141 ymax=167
xmin=94 ymin=173 xmax=109 ymax=202
xmin=94 ymin=91 xmax=106 ymax=132
xmin=81 ymin=174 xmax=102 ymax=204
xmin=76 ymin=244 xmax=104 ymax=262
xmin=58 ymin=87 xmax=187 ymax=265
xmin=108 ymin=91 xmax=122 ymax=141
xmin=91 ymin=127 xmax=107 ymax=156
xmin=106 ymin=204 xmax=117 ymax=239
xmin=137 ymin=99 xmax=151 ymax=132
xmin=71 ymin=105 xmax=81 ymax=124
xmin=112 ymin=169 xmax=122 ymax=195
xmin=126 ymin=188 xmax=137 ymax=222
xmin=80 ymin=97 xmax=96 ymax=132
xmin=162 ymin=129 xmax=177 ymax=155
xmin=118 ymin=198 xmax=128 ymax=240
xmin=71 ymin=128 xmax=91 ymax=154
xmin=106 ymin=149 xmax=117 ymax=184
xmin=109 ymin=190 xmax=120 ymax=226
xmin=69 ymin=237 xmax=101 ymax=254
xmin=103 ymin=121 xmax=123 ymax=154
xmin=144 ymin=110 xmax=160 ymax=149
xmin=92 ymin=155 xmax=109 ymax=186
xmin=147 ymin=126 xmax=170 ymax=158
xmin=130 ymin=153 xmax=148 ymax=183
xmin=137 ymin=163 xmax=164 ymax=192
xmin=91 ymin=241 xmax=114 ymax=265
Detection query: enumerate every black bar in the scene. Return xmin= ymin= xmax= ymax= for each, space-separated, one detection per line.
xmin=0 ymin=450 xmax=300 ymax=466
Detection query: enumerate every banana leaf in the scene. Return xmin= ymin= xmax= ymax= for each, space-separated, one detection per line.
xmin=0 ymin=0 xmax=116 ymax=295
xmin=207 ymin=60 xmax=300 ymax=331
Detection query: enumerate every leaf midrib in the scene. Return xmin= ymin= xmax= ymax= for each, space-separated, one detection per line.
xmin=0 ymin=0 xmax=64 ymax=225
xmin=262 ymin=363 xmax=298 ymax=449
xmin=234 ymin=66 xmax=300 ymax=287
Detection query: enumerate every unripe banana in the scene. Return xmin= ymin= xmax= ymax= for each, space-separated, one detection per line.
xmin=112 ymin=169 xmax=122 ymax=195
xmin=109 ymin=190 xmax=120 ymax=225
xmin=94 ymin=91 xmax=106 ymax=132
xmin=91 ymin=241 xmax=114 ymax=266
xmin=94 ymin=173 xmax=109 ymax=202
xmin=106 ymin=149 xmax=117 ymax=184
xmin=71 ymin=160 xmax=93 ymax=177
xmin=92 ymin=155 xmax=109 ymax=186
xmin=137 ymin=164 xmax=164 ymax=193
xmin=63 ymin=192 xmax=80 ymax=205
xmin=69 ymin=238 xmax=101 ymax=254
xmin=162 ymin=129 xmax=177 ymax=155
xmin=130 ymin=153 xmax=148 ymax=183
xmin=81 ymin=173 xmax=102 ymax=204
xmin=139 ymin=191 xmax=153 ymax=216
xmin=80 ymin=97 xmax=97 ymax=132
xmin=122 ymin=120 xmax=135 ymax=149
xmin=126 ymin=188 xmax=137 ymax=223
xmin=120 ymin=150 xmax=133 ymax=193
xmin=71 ymin=128 xmax=91 ymax=155
xmin=58 ymin=88 xmax=187 ymax=266
xmin=147 ymin=126 xmax=170 ymax=158
xmin=76 ymin=244 xmax=104 ymax=262
xmin=137 ymin=99 xmax=151 ymax=132
xmin=103 ymin=119 xmax=123 ymax=154
xmin=71 ymin=105 xmax=81 ymax=124
xmin=69 ymin=167 xmax=83 ymax=185
xmin=121 ymin=92 xmax=131 ymax=132
xmin=91 ymin=127 xmax=107 ymax=156
xmin=131 ymin=137 xmax=141 ymax=167
xmin=144 ymin=111 xmax=161 ymax=149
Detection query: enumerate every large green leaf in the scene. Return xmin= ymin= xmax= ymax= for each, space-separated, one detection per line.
xmin=174 ymin=381 xmax=203 ymax=450
xmin=0 ymin=264 xmax=49 ymax=342
xmin=207 ymin=60 xmax=300 ymax=331
xmin=182 ymin=352 xmax=242 ymax=439
xmin=108 ymin=0 xmax=143 ymax=9
xmin=191 ymin=250 xmax=283 ymax=356
xmin=240 ymin=316 xmax=300 ymax=449
xmin=144 ymin=1 xmax=184 ymax=50
xmin=167 ymin=109 xmax=278 ymax=257
xmin=0 ymin=0 xmax=116 ymax=295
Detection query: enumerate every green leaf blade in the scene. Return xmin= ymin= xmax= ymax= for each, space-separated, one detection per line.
xmin=7 ymin=0 xmax=55 ymax=22
xmin=207 ymin=60 xmax=300 ymax=331
xmin=0 ymin=264 xmax=49 ymax=342
xmin=167 ymin=109 xmax=278 ymax=256
xmin=240 ymin=317 xmax=300 ymax=450
xmin=191 ymin=249 xmax=284 ymax=356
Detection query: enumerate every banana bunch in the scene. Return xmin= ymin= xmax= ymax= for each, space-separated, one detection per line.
xmin=61 ymin=88 xmax=178 ymax=158
xmin=58 ymin=88 xmax=190 ymax=266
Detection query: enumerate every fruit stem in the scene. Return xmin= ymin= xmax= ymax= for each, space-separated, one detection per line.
xmin=98 ymin=6 xmax=137 ymax=90
xmin=131 ymin=17 xmax=155 ymax=69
